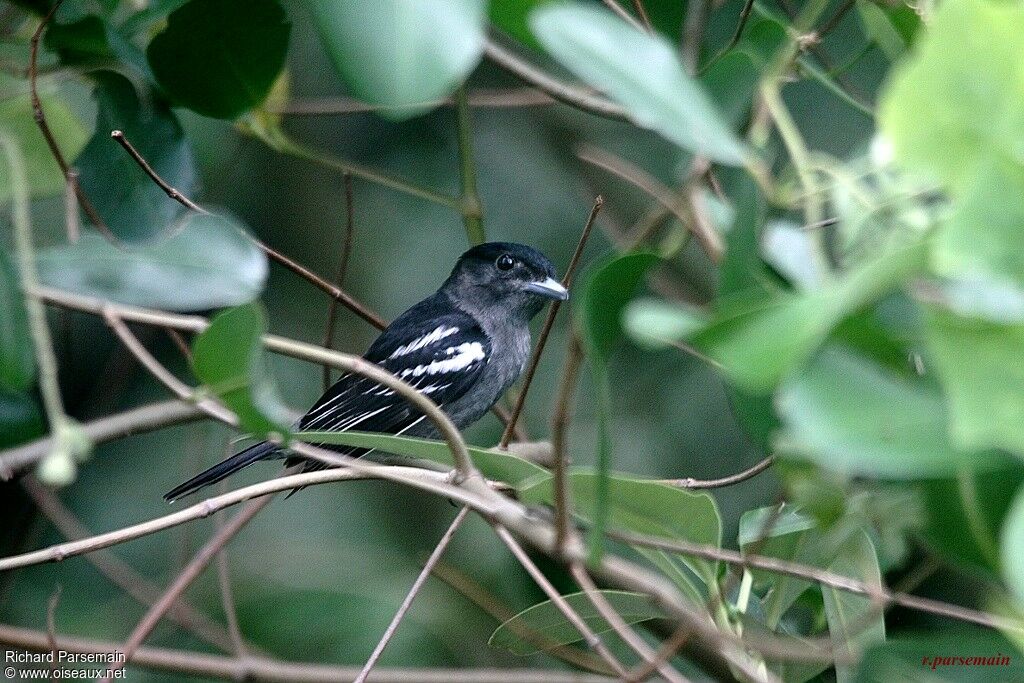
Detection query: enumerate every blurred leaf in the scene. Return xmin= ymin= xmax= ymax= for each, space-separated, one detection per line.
xmin=192 ymin=302 xmax=291 ymax=438
xmin=121 ymin=0 xmax=191 ymax=35
xmin=700 ymin=51 xmax=759 ymax=128
xmin=578 ymin=252 xmax=659 ymax=362
xmin=0 ymin=90 xmax=88 ymax=204
xmin=0 ymin=249 xmax=33 ymax=392
xmin=488 ymin=590 xmax=663 ymax=655
xmin=295 ymin=430 xmax=550 ymax=490
xmin=37 ymin=212 xmax=268 ymax=312
xmin=0 ymin=389 xmax=43 ymax=448
xmin=923 ymin=466 xmax=1024 ymax=574
xmin=304 ymin=0 xmax=486 ymax=119
xmin=147 ymin=0 xmax=291 ymax=119
xmin=521 ymin=469 xmax=722 ymax=597
xmin=937 ymin=277 xmax=1024 ymax=324
xmin=776 ymin=347 xmax=1001 ymax=478
xmin=75 ymin=73 xmax=196 ymax=241
xmin=822 ymin=529 xmax=885 ymax=683
xmin=1003 ymin=486 xmax=1024 ymax=608
xmin=576 ymin=251 xmax=658 ymax=563
xmin=45 ymin=14 xmax=151 ymax=77
xmin=530 ymin=3 xmax=747 ymax=165
xmin=622 ymin=297 xmax=706 ymax=351
xmin=925 ymin=308 xmax=1024 ymax=457
xmin=856 ymin=630 xmax=1024 ymax=682
xmin=693 ymin=239 xmax=927 ymax=392
xmin=880 ymin=0 xmax=1024 ymax=287
xmin=761 ymin=221 xmax=826 ymax=290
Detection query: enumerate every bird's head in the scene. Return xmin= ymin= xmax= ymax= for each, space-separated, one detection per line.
xmin=443 ymin=242 xmax=568 ymax=322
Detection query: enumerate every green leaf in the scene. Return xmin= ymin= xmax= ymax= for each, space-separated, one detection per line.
xmin=856 ymin=0 xmax=907 ymax=62
xmin=924 ymin=308 xmax=1024 ymax=457
xmin=0 ymin=389 xmax=44 ymax=448
xmin=488 ymin=590 xmax=664 ymax=655
xmin=0 ymin=249 xmax=33 ymax=392
xmin=1003 ymin=485 xmax=1024 ymax=608
xmin=521 ymin=469 xmax=722 ymax=600
xmin=147 ymin=0 xmax=291 ymax=119
xmin=856 ymin=630 xmax=1024 ymax=682
xmin=530 ymin=3 xmax=747 ymax=165
xmin=578 ymin=252 xmax=659 ymax=362
xmin=0 ymin=90 xmax=88 ymax=204
xmin=776 ymin=347 xmax=1002 ymax=478
xmin=294 ymin=430 xmax=550 ymax=491
xmin=822 ymin=529 xmax=885 ymax=683
xmin=45 ymin=14 xmax=151 ymax=78
xmin=36 ymin=212 xmax=268 ymax=312
xmin=192 ymin=303 xmax=291 ymax=438
xmin=75 ymin=74 xmax=196 ymax=241
xmin=621 ymin=297 xmax=706 ymax=351
xmin=304 ymin=0 xmax=486 ymax=119
xmin=490 ymin=0 xmax=550 ymax=50
xmin=692 ymin=239 xmax=927 ymax=392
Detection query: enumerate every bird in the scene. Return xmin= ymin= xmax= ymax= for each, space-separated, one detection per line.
xmin=164 ymin=242 xmax=568 ymax=501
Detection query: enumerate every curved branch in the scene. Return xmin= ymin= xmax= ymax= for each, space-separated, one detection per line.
xmin=662 ymin=455 xmax=775 ymax=489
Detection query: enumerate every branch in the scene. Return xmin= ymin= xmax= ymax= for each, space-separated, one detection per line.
xmin=323 ymin=172 xmax=356 ymax=391
xmin=483 ymin=39 xmax=630 ymax=122
xmin=599 ymin=0 xmax=647 ymax=32
xmin=0 ymin=623 xmax=614 ymax=683
xmin=499 ymin=196 xmax=602 ymax=447
xmin=272 ymin=88 xmax=558 ymax=115
xmin=551 ymin=335 xmax=584 ymax=552
xmin=661 ymin=455 xmax=775 ymax=489
xmin=354 ymin=507 xmax=470 ymax=683
xmin=0 ymin=400 xmax=203 ymax=479
xmin=454 ymin=87 xmax=485 ymax=245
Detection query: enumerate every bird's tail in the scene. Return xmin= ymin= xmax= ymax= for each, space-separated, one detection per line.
xmin=164 ymin=441 xmax=279 ymax=502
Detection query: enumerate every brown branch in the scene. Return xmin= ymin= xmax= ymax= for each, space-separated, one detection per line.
xmin=607 ymin=530 xmax=1024 ymax=635
xmin=600 ymin=0 xmax=648 ymax=32
xmin=493 ymin=525 xmax=628 ymax=677
xmin=661 ymin=455 xmax=775 ymax=489
xmin=551 ymin=335 xmax=583 ymax=553
xmin=214 ymin=477 xmax=249 ymax=664
xmin=322 ymin=172 xmax=356 ymax=391
xmin=102 ymin=498 xmax=273 ymax=681
xmin=578 ymin=145 xmax=724 ymax=263
xmin=20 ymin=477 xmax=242 ymax=654
xmin=499 ymin=196 xmax=602 ymax=448
xmin=354 ymin=507 xmax=470 ymax=683
xmin=110 ymin=130 xmax=208 ymax=214
xmin=0 ymin=623 xmax=615 ymax=683
xmin=0 ymin=400 xmax=204 ymax=479
xmin=483 ymin=38 xmax=630 ymax=122
xmin=629 ymin=0 xmax=654 ymax=32
xmin=569 ymin=563 xmax=689 ymax=683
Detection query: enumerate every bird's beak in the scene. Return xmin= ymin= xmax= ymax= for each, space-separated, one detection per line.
xmin=525 ymin=277 xmax=569 ymax=301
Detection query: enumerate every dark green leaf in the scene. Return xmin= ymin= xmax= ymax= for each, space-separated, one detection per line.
xmin=925 ymin=308 xmax=1024 ymax=457
xmin=856 ymin=630 xmax=1024 ymax=682
xmin=75 ymin=73 xmax=196 ymax=241
xmin=489 ymin=0 xmax=550 ymax=50
xmin=304 ymin=0 xmax=486 ymax=119
xmin=0 ymin=249 xmax=33 ymax=393
xmin=36 ymin=212 xmax=268 ymax=312
xmin=45 ymin=15 xmax=152 ymax=79
xmin=578 ymin=251 xmax=659 ymax=362
xmin=192 ymin=303 xmax=291 ymax=438
xmin=295 ymin=430 xmax=550 ymax=491
xmin=147 ymin=0 xmax=291 ymax=119
xmin=1002 ymin=485 xmax=1024 ymax=608
xmin=488 ymin=590 xmax=664 ymax=655
xmin=0 ymin=389 xmax=44 ymax=448
xmin=776 ymin=347 xmax=1002 ymax=478
xmin=856 ymin=0 xmax=907 ymax=62
xmin=530 ymin=3 xmax=747 ymax=165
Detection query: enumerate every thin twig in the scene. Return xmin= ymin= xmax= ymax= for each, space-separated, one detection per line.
xmin=454 ymin=87 xmax=485 ymax=245
xmin=607 ymin=530 xmax=1024 ymax=635
xmin=817 ymin=0 xmax=856 ymax=39
xmin=322 ymin=173 xmax=356 ymax=391
xmin=111 ymin=130 xmax=209 ymax=214
xmin=483 ymin=38 xmax=629 ymax=122
xmin=273 ymin=88 xmax=558 ymax=115
xmin=629 ymin=0 xmax=654 ymax=31
xmin=551 ymin=335 xmax=584 ymax=553
xmin=569 ymin=563 xmax=690 ymax=683
xmin=499 ymin=197 xmax=602 ymax=448
xmin=21 ymin=477 xmax=241 ymax=653
xmin=682 ymin=0 xmax=710 ymax=73
xmin=493 ymin=526 xmax=628 ymax=677
xmin=214 ymin=478 xmax=249 ymax=663
xmin=354 ymin=507 xmax=470 ymax=683
xmin=578 ymin=145 xmax=724 ymax=262
xmin=0 ymin=624 xmax=616 ymax=683
xmin=661 ymin=455 xmax=775 ymax=489
xmin=600 ymin=0 xmax=647 ymax=32
xmin=698 ymin=0 xmax=755 ymax=75
xmin=46 ymin=584 xmax=61 ymax=674
xmin=102 ymin=499 xmax=273 ymax=681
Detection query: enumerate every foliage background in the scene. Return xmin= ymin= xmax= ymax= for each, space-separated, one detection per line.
xmin=1 ymin=0 xmax=1023 ymax=680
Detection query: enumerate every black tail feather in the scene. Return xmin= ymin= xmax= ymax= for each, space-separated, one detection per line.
xmin=164 ymin=441 xmax=279 ymax=502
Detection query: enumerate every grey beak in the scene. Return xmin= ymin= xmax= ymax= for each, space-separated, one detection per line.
xmin=525 ymin=277 xmax=569 ymax=301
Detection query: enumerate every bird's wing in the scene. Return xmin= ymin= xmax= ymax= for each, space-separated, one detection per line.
xmin=298 ymin=310 xmax=490 ymax=441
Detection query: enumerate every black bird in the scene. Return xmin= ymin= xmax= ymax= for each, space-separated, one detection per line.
xmin=165 ymin=242 xmax=568 ymax=501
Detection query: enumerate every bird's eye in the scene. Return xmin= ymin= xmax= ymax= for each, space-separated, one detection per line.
xmin=496 ymin=253 xmax=516 ymax=271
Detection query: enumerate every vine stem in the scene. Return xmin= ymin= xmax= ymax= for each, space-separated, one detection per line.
xmin=455 ymin=87 xmax=485 ymax=245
